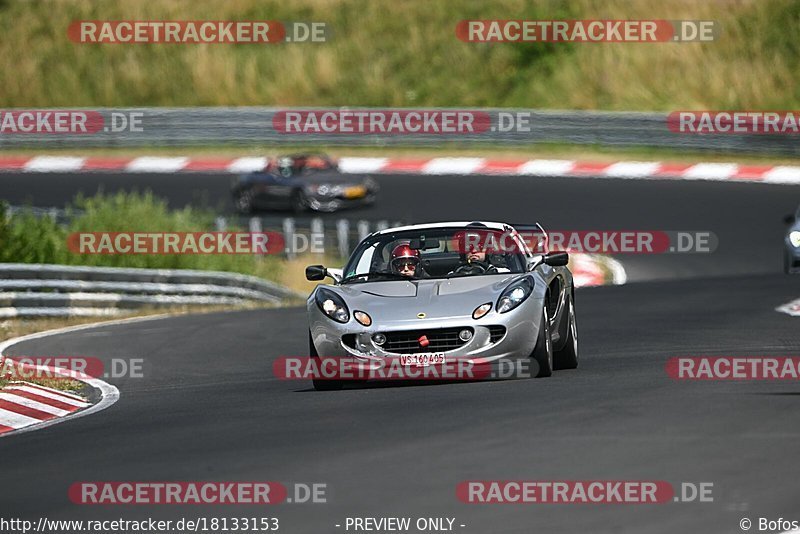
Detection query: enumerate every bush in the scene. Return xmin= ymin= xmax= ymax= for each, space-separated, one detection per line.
xmin=0 ymin=192 xmax=283 ymax=281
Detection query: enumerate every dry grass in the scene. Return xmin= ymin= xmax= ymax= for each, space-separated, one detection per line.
xmin=278 ymin=253 xmax=344 ymax=297
xmin=0 ymin=0 xmax=797 ymax=110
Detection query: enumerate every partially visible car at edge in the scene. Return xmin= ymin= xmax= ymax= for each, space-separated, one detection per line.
xmin=785 ymin=206 xmax=800 ymax=274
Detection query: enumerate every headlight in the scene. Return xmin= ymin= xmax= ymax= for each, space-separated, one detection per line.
xmin=497 ymin=278 xmax=534 ymax=314
xmin=790 ymin=231 xmax=800 ymax=248
xmin=315 ymin=288 xmax=350 ymax=323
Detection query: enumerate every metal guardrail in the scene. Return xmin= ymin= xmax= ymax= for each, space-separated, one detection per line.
xmin=0 ymin=107 xmax=796 ymax=155
xmin=217 ymin=215 xmax=402 ymax=259
xmin=0 ymin=263 xmax=301 ymax=318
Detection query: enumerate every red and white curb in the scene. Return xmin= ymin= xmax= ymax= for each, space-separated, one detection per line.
xmin=1 ymin=156 xmax=800 ymax=184
xmin=0 ymin=381 xmax=90 ymax=434
xmin=0 ymin=315 xmax=169 ymax=436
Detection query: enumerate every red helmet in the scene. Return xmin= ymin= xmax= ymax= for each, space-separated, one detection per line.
xmin=390 ymin=243 xmax=420 ymax=273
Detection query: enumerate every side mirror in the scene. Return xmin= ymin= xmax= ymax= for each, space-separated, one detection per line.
xmin=784 ymin=214 xmax=796 ymax=225
xmin=543 ymin=252 xmax=569 ymax=267
xmin=305 ymin=265 xmax=327 ymax=281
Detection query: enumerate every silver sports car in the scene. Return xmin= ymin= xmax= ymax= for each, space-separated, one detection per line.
xmin=304 ymin=221 xmax=578 ymax=390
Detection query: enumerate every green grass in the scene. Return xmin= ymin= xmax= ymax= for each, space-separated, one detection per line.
xmin=0 ymin=0 xmax=798 ymax=110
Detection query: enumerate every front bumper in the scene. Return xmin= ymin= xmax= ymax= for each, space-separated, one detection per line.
xmin=307 ymin=305 xmax=541 ymax=373
xmin=305 ymin=192 xmax=377 ymax=212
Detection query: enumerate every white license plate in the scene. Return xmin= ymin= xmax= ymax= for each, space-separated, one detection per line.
xmin=399 ymin=353 xmax=446 ymax=367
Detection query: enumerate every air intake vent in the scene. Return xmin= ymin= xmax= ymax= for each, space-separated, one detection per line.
xmin=382 ymin=327 xmax=473 ymax=354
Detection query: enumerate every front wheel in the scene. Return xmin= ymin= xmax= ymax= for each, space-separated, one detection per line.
xmin=292 ymin=190 xmax=308 ymax=213
xmin=553 ymin=293 xmax=578 ymax=370
xmin=530 ymin=305 xmax=553 ymax=378
xmin=234 ymin=189 xmax=255 ymax=214
xmin=309 ymin=331 xmax=343 ymax=391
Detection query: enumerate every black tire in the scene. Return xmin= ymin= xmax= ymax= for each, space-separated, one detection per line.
xmin=234 ymin=189 xmax=255 ymax=214
xmin=292 ymin=190 xmax=308 ymax=214
xmin=553 ymin=293 xmax=579 ymax=370
xmin=530 ymin=305 xmax=553 ymax=378
xmin=309 ymin=331 xmax=343 ymax=391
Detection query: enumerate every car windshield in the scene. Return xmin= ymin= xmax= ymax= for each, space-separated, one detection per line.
xmin=273 ymin=155 xmax=335 ymax=177
xmin=341 ymin=227 xmax=529 ymax=283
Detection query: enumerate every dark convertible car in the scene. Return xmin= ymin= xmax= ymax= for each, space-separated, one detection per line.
xmin=231 ymin=153 xmax=379 ymax=214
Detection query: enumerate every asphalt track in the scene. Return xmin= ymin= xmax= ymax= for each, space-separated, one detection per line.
xmin=1 ymin=172 xmax=800 ymax=533
xmin=2 ymin=171 xmax=798 ymax=280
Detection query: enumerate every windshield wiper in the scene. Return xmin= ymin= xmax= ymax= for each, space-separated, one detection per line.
xmin=340 ymin=271 xmax=411 ymax=284
xmin=368 ymin=270 xmax=412 ymax=281
xmin=339 ymin=273 xmax=368 ymax=284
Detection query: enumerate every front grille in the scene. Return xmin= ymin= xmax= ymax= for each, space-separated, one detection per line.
xmin=382 ymin=327 xmax=473 ymax=354
xmin=488 ymin=325 xmax=506 ymax=344
xmin=342 ymin=334 xmax=357 ymax=349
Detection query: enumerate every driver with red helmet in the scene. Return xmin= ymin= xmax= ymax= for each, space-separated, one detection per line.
xmin=390 ymin=243 xmax=422 ymax=278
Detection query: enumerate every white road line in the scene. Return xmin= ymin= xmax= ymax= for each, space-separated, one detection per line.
xmin=0 ymin=392 xmax=71 ymax=417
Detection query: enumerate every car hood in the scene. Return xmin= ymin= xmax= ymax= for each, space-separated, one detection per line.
xmin=334 ymin=275 xmax=524 ymax=321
